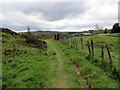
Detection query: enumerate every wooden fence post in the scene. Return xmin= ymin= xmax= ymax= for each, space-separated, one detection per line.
xmin=106 ymin=43 xmax=112 ymax=64
xmin=101 ymin=45 xmax=104 ymax=60
xmin=73 ymin=39 xmax=76 ymax=48
xmin=74 ymin=39 xmax=76 ymax=48
xmin=68 ymin=39 xmax=70 ymax=45
xmin=81 ymin=38 xmax=84 ymax=50
xmin=70 ymin=37 xmax=72 ymax=48
xmin=91 ymin=39 xmax=94 ymax=56
xmin=75 ymin=38 xmax=77 ymax=48
xmin=54 ymin=34 xmax=56 ymax=40
xmin=71 ymin=36 xmax=74 ymax=48
xmin=71 ymin=38 xmax=73 ymax=48
xmin=87 ymin=41 xmax=91 ymax=56
xmin=65 ymin=39 xmax=67 ymax=44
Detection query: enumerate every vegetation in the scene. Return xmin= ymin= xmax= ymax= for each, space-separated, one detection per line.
xmin=2 ymin=32 xmax=48 ymax=88
xmin=67 ymin=33 xmax=119 ymax=86
xmin=111 ymin=23 xmax=120 ymax=33
xmin=56 ymin=38 xmax=119 ymax=88
xmin=104 ymin=28 xmax=108 ymax=34
xmin=67 ymin=33 xmax=120 ymax=80
xmin=1 ymin=28 xmax=120 ymax=88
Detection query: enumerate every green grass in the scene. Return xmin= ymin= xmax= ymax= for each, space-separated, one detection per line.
xmin=45 ymin=40 xmax=82 ymax=88
xmin=2 ymin=32 xmax=49 ymax=88
xmin=53 ymin=38 xmax=119 ymax=88
xmin=2 ymin=32 xmax=119 ymax=88
xmin=2 ymin=32 xmax=83 ymax=88
xmin=65 ymin=33 xmax=120 ymax=80
xmin=75 ymin=33 xmax=119 ymax=67
xmin=3 ymin=50 xmax=49 ymax=88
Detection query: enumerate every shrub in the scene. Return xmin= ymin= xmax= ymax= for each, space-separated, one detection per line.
xmin=24 ymin=34 xmax=38 ymax=44
xmin=111 ymin=23 xmax=120 ymax=33
xmin=22 ymin=34 xmax=47 ymax=49
xmin=0 ymin=28 xmax=19 ymax=35
xmin=36 ymin=41 xmax=47 ymax=49
xmin=104 ymin=28 xmax=108 ymax=34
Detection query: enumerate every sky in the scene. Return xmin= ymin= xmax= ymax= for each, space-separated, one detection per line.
xmin=0 ymin=0 xmax=119 ymax=32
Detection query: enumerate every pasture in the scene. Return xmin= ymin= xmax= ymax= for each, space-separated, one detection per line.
xmin=1 ymin=31 xmax=120 ymax=88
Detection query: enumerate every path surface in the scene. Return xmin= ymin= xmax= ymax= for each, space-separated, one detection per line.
xmin=46 ymin=40 xmax=69 ymax=88
xmin=45 ymin=40 xmax=88 ymax=88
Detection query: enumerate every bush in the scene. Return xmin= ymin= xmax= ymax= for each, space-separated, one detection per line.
xmin=36 ymin=41 xmax=47 ymax=49
xmin=23 ymin=34 xmax=47 ymax=49
xmin=111 ymin=23 xmax=120 ymax=33
xmin=104 ymin=28 xmax=108 ymax=34
xmin=0 ymin=28 xmax=19 ymax=35
xmin=24 ymin=34 xmax=38 ymax=44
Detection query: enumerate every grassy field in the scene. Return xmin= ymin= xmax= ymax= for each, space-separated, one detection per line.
xmin=70 ymin=34 xmax=119 ymax=74
xmin=1 ymin=32 xmax=120 ymax=88
xmin=65 ymin=33 xmax=120 ymax=82
xmin=2 ymin=32 xmax=50 ymax=88
xmin=52 ymin=39 xmax=119 ymax=88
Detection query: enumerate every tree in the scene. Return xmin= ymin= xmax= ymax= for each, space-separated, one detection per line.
xmin=94 ymin=24 xmax=103 ymax=30
xmin=104 ymin=28 xmax=108 ymax=34
xmin=27 ymin=27 xmax=31 ymax=35
xmin=89 ymin=30 xmax=94 ymax=34
xmin=100 ymin=26 xmax=103 ymax=30
xmin=94 ymin=24 xmax=100 ymax=30
xmin=111 ymin=23 xmax=120 ymax=33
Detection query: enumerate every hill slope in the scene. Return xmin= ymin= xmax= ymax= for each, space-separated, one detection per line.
xmin=2 ymin=32 xmax=49 ymax=88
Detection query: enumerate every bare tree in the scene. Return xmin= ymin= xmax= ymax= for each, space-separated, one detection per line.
xmin=27 ymin=27 xmax=31 ymax=35
xmin=94 ymin=24 xmax=100 ymax=30
xmin=94 ymin=24 xmax=103 ymax=30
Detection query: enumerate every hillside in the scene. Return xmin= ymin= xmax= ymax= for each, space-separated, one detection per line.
xmin=1 ymin=30 xmax=49 ymax=88
xmin=21 ymin=29 xmax=112 ymax=39
xmin=1 ymin=29 xmax=120 ymax=88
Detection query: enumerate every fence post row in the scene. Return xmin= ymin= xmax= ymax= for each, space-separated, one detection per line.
xmin=68 ymin=37 xmax=112 ymax=65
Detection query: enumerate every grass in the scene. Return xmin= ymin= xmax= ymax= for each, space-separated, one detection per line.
xmin=75 ymin=33 xmax=119 ymax=68
xmin=3 ymin=51 xmax=48 ymax=88
xmin=2 ymin=32 xmax=49 ymax=88
xmin=45 ymin=40 xmax=82 ymax=88
xmin=2 ymin=32 xmax=83 ymax=88
xmin=1 ymin=32 xmax=120 ymax=88
xmin=65 ymin=33 xmax=120 ymax=80
xmin=54 ymin=38 xmax=119 ymax=88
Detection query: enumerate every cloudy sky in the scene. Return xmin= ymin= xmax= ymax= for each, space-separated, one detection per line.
xmin=0 ymin=0 xmax=119 ymax=32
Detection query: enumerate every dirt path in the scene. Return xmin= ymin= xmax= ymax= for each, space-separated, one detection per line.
xmin=45 ymin=40 xmax=69 ymax=88
xmin=50 ymin=44 xmax=68 ymax=88
xmin=45 ymin=40 xmax=89 ymax=88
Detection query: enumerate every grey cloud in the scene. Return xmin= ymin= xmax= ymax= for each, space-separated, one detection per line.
xmin=0 ymin=1 xmax=118 ymax=32
xmin=2 ymin=2 xmax=88 ymax=21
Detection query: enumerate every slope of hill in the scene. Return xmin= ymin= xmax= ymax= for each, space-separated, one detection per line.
xmin=1 ymin=30 xmax=49 ymax=88
xmin=0 ymin=28 xmax=19 ymax=35
xmin=1 ymin=28 xmax=119 ymax=88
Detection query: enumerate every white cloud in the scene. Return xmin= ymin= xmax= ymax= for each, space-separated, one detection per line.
xmin=0 ymin=0 xmax=119 ymax=32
